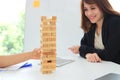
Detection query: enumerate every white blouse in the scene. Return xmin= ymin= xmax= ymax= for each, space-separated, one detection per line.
xmin=94 ymin=31 xmax=105 ymax=50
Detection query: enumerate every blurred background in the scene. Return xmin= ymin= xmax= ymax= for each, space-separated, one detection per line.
xmin=0 ymin=0 xmax=120 ymax=55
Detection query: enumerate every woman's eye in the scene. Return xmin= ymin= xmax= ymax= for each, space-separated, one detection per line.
xmin=84 ymin=9 xmax=88 ymax=11
xmin=91 ymin=7 xmax=95 ymax=10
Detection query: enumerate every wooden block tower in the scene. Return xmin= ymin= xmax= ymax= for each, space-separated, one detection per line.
xmin=40 ymin=16 xmax=56 ymax=74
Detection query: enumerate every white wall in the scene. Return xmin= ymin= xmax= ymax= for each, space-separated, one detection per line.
xmin=24 ymin=0 xmax=83 ymax=53
xmin=24 ymin=0 xmax=120 ymax=54
xmin=109 ymin=0 xmax=120 ymax=12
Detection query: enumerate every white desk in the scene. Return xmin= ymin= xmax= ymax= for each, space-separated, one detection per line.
xmin=0 ymin=50 xmax=120 ymax=80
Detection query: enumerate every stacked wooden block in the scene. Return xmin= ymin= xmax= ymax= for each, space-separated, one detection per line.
xmin=40 ymin=16 xmax=56 ymax=74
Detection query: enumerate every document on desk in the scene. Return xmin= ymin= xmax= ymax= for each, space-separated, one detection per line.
xmin=0 ymin=76 xmax=1 ymax=80
xmin=56 ymin=57 xmax=74 ymax=67
xmin=0 ymin=62 xmax=32 ymax=71
xmin=38 ymin=57 xmax=74 ymax=67
xmin=0 ymin=65 xmax=20 ymax=71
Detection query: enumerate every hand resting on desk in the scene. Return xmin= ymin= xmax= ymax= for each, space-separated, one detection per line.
xmin=68 ymin=46 xmax=101 ymax=63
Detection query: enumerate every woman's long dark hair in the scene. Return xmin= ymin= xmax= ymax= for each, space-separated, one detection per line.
xmin=81 ymin=0 xmax=120 ymax=32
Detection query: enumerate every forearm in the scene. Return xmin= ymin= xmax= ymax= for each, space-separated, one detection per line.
xmin=79 ymin=45 xmax=101 ymax=58
xmin=79 ymin=45 xmax=94 ymax=58
xmin=0 ymin=51 xmax=32 ymax=68
xmin=80 ymin=45 xmax=116 ymax=61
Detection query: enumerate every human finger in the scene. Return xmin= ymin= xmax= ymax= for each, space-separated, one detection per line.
xmin=93 ymin=53 xmax=102 ymax=62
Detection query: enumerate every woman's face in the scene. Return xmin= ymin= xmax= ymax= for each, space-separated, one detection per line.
xmin=83 ymin=2 xmax=104 ymax=24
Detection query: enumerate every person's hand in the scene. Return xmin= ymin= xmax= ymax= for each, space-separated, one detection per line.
xmin=68 ymin=45 xmax=80 ymax=54
xmin=32 ymin=48 xmax=41 ymax=59
xmin=85 ymin=53 xmax=102 ymax=63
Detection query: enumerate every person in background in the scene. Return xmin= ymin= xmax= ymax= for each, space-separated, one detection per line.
xmin=69 ymin=0 xmax=120 ymax=64
xmin=0 ymin=48 xmax=41 ymax=68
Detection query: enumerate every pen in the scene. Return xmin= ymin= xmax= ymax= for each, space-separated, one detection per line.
xmin=19 ymin=62 xmax=32 ymax=69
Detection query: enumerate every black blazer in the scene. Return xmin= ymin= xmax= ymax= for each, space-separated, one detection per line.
xmin=79 ymin=14 xmax=120 ymax=64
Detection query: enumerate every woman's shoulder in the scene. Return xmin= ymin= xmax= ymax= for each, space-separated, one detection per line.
xmin=105 ymin=14 xmax=120 ymax=31
xmin=104 ymin=14 xmax=120 ymax=26
xmin=107 ymin=14 xmax=120 ymax=21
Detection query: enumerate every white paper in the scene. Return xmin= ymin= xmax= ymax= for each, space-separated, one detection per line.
xmin=0 ymin=76 xmax=2 ymax=80
xmin=0 ymin=60 xmax=40 ymax=71
xmin=0 ymin=62 xmax=26 ymax=71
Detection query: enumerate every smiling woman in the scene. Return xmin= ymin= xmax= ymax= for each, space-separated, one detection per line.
xmin=69 ymin=0 xmax=120 ymax=64
xmin=0 ymin=0 xmax=26 ymax=55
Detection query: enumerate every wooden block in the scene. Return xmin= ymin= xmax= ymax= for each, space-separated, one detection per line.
xmin=52 ymin=16 xmax=57 ymax=20
xmin=41 ymin=54 xmax=56 ymax=58
xmin=41 ymin=33 xmax=56 ymax=36
xmin=42 ymin=63 xmax=56 ymax=66
xmin=41 ymin=38 xmax=56 ymax=42
xmin=41 ymin=57 xmax=56 ymax=60
xmin=41 ymin=60 xmax=56 ymax=63
xmin=41 ymin=42 xmax=56 ymax=45
xmin=41 ymin=65 xmax=56 ymax=70
xmin=40 ymin=16 xmax=57 ymax=74
xmin=42 ymin=21 xmax=48 ymax=25
xmin=41 ymin=70 xmax=52 ymax=74
xmin=41 ymin=44 xmax=56 ymax=48
xmin=41 ymin=16 xmax=46 ymax=21
xmin=41 ymin=52 xmax=56 ymax=55
xmin=49 ymin=20 xmax=56 ymax=25
xmin=41 ymin=36 xmax=56 ymax=40
xmin=41 ymin=66 xmax=56 ymax=70
xmin=40 ymin=26 xmax=56 ymax=31
xmin=41 ymin=48 xmax=56 ymax=52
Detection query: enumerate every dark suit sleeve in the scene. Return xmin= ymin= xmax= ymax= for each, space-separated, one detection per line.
xmin=79 ymin=33 xmax=88 ymax=58
xmin=79 ymin=33 xmax=95 ymax=58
